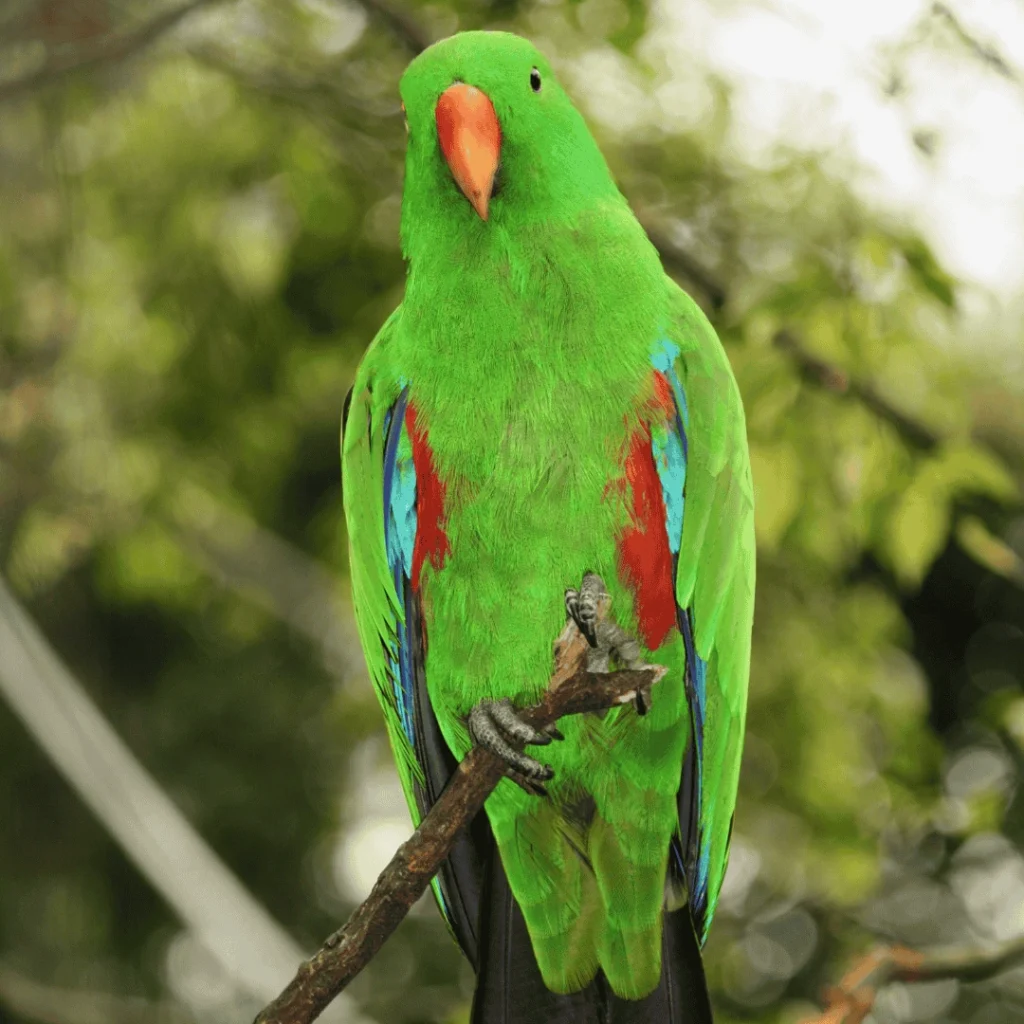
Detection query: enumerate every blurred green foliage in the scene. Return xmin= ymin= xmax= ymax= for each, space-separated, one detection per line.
xmin=1 ymin=1 xmax=1023 ymax=1023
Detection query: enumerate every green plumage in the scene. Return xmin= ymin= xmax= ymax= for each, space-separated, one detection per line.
xmin=342 ymin=31 xmax=754 ymax=1004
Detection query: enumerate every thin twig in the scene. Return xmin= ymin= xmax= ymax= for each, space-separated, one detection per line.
xmin=801 ymin=936 xmax=1024 ymax=1024
xmin=0 ymin=0 xmax=226 ymax=103
xmin=254 ymin=616 xmax=666 ymax=1024
xmin=650 ymin=238 xmax=944 ymax=451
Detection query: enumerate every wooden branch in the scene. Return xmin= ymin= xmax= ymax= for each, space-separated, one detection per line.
xmin=801 ymin=936 xmax=1024 ymax=1024
xmin=0 ymin=0 xmax=226 ymax=103
xmin=253 ymin=617 xmax=667 ymax=1024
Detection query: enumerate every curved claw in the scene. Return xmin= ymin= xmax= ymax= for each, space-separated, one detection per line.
xmin=565 ymin=587 xmax=599 ymax=648
xmin=489 ymin=698 xmax=551 ymax=746
xmin=635 ymin=685 xmax=651 ymax=716
xmin=506 ymin=767 xmax=549 ymax=797
xmin=468 ymin=700 xmax=555 ymax=782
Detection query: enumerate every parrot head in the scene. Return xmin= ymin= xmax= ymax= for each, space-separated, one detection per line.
xmin=398 ymin=31 xmax=618 ymax=251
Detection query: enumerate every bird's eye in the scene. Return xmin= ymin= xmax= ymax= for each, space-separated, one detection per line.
xmin=530 ymin=67 xmax=542 ymax=92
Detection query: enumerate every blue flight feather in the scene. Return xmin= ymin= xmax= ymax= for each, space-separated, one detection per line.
xmin=652 ymin=339 xmax=711 ymax=925
xmin=382 ymin=388 xmax=418 ymax=746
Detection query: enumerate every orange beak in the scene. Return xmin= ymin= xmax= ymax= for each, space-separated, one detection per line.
xmin=435 ymin=83 xmax=501 ymax=221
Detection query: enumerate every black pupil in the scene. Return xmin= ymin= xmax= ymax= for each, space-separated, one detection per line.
xmin=530 ymin=68 xmax=541 ymax=92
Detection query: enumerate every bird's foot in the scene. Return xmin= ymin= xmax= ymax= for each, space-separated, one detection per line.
xmin=564 ymin=571 xmax=606 ymax=648
xmin=467 ymin=698 xmax=560 ymax=787
xmin=633 ymin=680 xmax=654 ymax=716
xmin=566 ymin=571 xmax=655 ymax=716
xmin=505 ymin=767 xmax=549 ymax=798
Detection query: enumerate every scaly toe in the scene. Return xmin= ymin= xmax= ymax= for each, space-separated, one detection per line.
xmin=565 ymin=586 xmax=599 ymax=648
xmin=505 ymin=767 xmax=549 ymax=797
xmin=490 ymin=698 xmax=551 ymax=746
xmin=467 ymin=701 xmax=556 ymax=781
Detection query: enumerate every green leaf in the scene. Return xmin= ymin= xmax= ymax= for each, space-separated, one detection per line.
xmin=883 ymin=466 xmax=951 ymax=586
xmin=930 ymin=442 xmax=1019 ymax=503
xmin=901 ymin=236 xmax=957 ymax=308
xmin=881 ymin=442 xmax=1018 ymax=586
xmin=749 ymin=441 xmax=802 ymax=552
xmin=957 ymin=516 xmax=1024 ymax=584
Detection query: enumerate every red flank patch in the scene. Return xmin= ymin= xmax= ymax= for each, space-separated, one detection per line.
xmin=616 ymin=376 xmax=677 ymax=650
xmin=406 ymin=403 xmax=451 ymax=591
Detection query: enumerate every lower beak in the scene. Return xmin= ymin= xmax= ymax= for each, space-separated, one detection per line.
xmin=435 ymin=83 xmax=502 ymax=221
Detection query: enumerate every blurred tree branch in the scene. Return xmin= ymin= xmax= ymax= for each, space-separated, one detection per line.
xmin=185 ymin=40 xmax=400 ymax=180
xmin=355 ymin=0 xmax=432 ymax=55
xmin=254 ymin=610 xmax=666 ymax=1024
xmin=0 ymin=962 xmax=193 ymax=1024
xmin=0 ymin=0 xmax=228 ymax=103
xmin=802 ymin=937 xmax=1024 ymax=1024
xmin=0 ymin=0 xmax=968 ymax=467
xmin=649 ymin=231 xmax=949 ymax=454
xmin=929 ymin=3 xmax=1019 ymax=86
xmin=639 ymin=219 xmax=730 ymax=311
xmin=773 ymin=329 xmax=940 ymax=451
xmin=0 ymin=573 xmax=364 ymax=1024
xmin=165 ymin=492 xmax=366 ymax=682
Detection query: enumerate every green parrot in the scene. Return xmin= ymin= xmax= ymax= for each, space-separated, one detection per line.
xmin=342 ymin=30 xmax=754 ymax=1023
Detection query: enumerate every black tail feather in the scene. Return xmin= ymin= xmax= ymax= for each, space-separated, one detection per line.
xmin=471 ymin=846 xmax=713 ymax=1024
xmin=612 ymin=902 xmax=713 ymax=1024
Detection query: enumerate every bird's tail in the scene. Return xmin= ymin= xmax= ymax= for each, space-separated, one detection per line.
xmin=470 ymin=845 xmax=713 ymax=1024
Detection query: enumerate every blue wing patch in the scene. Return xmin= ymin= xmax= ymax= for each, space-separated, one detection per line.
xmin=382 ymin=387 xmax=418 ymax=747
xmin=651 ymin=339 xmax=712 ymax=933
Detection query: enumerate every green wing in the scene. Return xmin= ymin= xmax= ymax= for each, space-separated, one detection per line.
xmin=341 ymin=307 xmax=485 ymax=963
xmin=666 ymin=280 xmax=756 ymax=937
xmin=341 ymin=308 xmax=418 ymax=787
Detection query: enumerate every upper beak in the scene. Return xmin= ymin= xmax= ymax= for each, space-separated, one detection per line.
xmin=435 ymin=83 xmax=501 ymax=221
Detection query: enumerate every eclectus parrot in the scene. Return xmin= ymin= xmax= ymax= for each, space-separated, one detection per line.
xmin=342 ymin=30 xmax=754 ymax=1024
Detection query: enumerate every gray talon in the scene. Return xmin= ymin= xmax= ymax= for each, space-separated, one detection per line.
xmin=506 ymin=767 xmax=549 ymax=797
xmin=635 ymin=685 xmax=651 ymax=716
xmin=468 ymin=699 xmax=555 ymax=784
xmin=490 ymin=698 xmax=551 ymax=746
xmin=565 ymin=580 xmax=600 ymax=648
xmin=567 ymin=571 xmax=658 ymax=718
